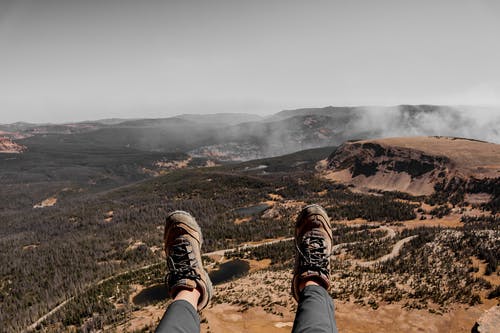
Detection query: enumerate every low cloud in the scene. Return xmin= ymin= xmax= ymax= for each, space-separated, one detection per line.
xmin=349 ymin=106 xmax=500 ymax=144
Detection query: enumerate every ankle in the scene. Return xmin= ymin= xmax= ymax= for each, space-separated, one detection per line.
xmin=299 ymin=279 xmax=320 ymax=292
xmin=174 ymin=288 xmax=201 ymax=310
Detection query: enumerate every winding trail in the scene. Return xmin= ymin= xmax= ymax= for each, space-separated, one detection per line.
xmin=26 ymin=225 xmax=410 ymax=331
xmin=353 ymin=235 xmax=417 ymax=267
xmin=26 ymin=299 xmax=72 ymax=333
xmin=379 ymin=226 xmax=396 ymax=240
xmin=205 ymin=237 xmax=294 ymax=257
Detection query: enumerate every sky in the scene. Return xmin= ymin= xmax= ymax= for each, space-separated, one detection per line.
xmin=0 ymin=0 xmax=499 ymax=123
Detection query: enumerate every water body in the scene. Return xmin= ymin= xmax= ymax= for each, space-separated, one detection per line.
xmin=209 ymin=259 xmax=249 ymax=285
xmin=243 ymin=165 xmax=268 ymax=172
xmin=132 ymin=259 xmax=250 ymax=306
xmin=234 ymin=204 xmax=270 ymax=217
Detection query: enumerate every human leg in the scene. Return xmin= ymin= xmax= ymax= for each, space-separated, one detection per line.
xmin=291 ymin=204 xmax=338 ymax=333
xmin=292 ymin=284 xmax=337 ymax=333
xmin=155 ymin=211 xmax=213 ymax=333
xmin=156 ymin=298 xmax=199 ymax=333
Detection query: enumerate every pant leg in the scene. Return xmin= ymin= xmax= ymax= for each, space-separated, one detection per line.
xmin=155 ymin=300 xmax=200 ymax=333
xmin=292 ymin=285 xmax=338 ymax=333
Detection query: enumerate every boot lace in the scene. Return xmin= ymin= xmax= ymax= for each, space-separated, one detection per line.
xmin=166 ymin=238 xmax=200 ymax=284
xmin=297 ymin=234 xmax=330 ymax=276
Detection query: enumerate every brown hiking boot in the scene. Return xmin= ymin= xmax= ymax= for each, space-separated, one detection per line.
xmin=291 ymin=204 xmax=333 ymax=301
xmin=164 ymin=211 xmax=213 ymax=311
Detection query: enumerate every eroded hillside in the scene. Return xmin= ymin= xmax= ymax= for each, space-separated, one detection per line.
xmin=324 ymin=137 xmax=500 ymax=210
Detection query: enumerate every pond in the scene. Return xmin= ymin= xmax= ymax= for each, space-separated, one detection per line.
xmin=132 ymin=259 xmax=250 ymax=306
xmin=209 ymin=259 xmax=249 ymax=285
xmin=233 ymin=204 xmax=270 ymax=217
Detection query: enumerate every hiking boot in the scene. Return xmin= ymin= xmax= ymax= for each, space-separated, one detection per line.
xmin=164 ymin=211 xmax=213 ymax=311
xmin=292 ymin=204 xmax=333 ymax=301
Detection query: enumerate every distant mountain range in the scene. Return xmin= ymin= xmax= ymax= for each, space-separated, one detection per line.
xmin=1 ymin=105 xmax=499 ymax=160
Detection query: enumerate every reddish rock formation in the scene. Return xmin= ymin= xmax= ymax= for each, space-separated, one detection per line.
xmin=0 ymin=137 xmax=26 ymax=153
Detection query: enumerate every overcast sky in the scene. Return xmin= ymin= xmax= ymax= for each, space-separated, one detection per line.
xmin=0 ymin=0 xmax=499 ymax=123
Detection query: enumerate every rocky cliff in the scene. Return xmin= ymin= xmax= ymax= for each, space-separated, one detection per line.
xmin=325 ymin=137 xmax=500 ymax=208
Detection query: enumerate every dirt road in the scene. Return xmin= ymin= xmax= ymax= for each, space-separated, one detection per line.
xmin=354 ymin=235 xmax=417 ymax=267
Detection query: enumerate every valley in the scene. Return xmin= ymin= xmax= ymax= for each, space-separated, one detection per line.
xmin=0 ymin=106 xmax=499 ymax=332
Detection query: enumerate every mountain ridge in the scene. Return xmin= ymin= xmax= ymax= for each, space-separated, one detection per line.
xmin=324 ymin=137 xmax=500 ymax=210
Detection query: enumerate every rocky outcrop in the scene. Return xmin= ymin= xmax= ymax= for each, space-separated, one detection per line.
xmin=472 ymin=305 xmax=500 ymax=333
xmin=325 ymin=137 xmax=500 ymax=202
xmin=0 ymin=137 xmax=26 ymax=153
xmin=329 ymin=141 xmax=450 ymax=179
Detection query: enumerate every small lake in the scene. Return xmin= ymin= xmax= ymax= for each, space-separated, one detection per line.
xmin=209 ymin=259 xmax=249 ymax=285
xmin=132 ymin=259 xmax=250 ymax=306
xmin=234 ymin=204 xmax=270 ymax=217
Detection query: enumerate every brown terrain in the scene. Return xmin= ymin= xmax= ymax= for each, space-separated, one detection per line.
xmin=193 ymin=137 xmax=499 ymax=333
xmin=107 ymin=205 xmax=498 ymax=333
xmin=117 ymin=258 xmax=498 ymax=333
xmin=20 ymin=136 xmax=499 ymax=333
xmin=33 ymin=196 xmax=58 ymax=209
xmin=324 ymin=136 xmax=500 ymax=195
xmin=0 ymin=136 xmax=26 ymax=153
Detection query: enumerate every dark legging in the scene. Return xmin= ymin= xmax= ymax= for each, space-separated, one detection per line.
xmin=156 ymin=285 xmax=338 ymax=333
